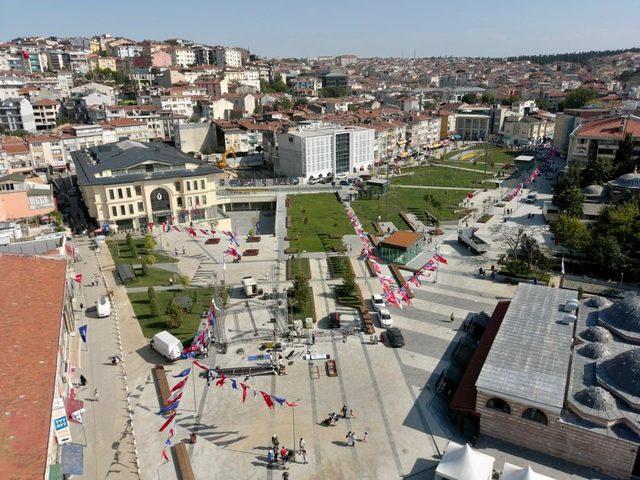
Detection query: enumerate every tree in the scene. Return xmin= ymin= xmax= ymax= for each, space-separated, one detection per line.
xmin=535 ymin=97 xmax=552 ymax=111
xmin=291 ymin=274 xmax=310 ymax=311
xmin=553 ymin=165 xmax=584 ymax=217
xmin=461 ymin=93 xmax=477 ymax=104
xmin=550 ymin=215 xmax=589 ymax=251
xmin=319 ymin=86 xmax=349 ymax=98
xmin=140 ymin=258 xmax=149 ymax=276
xmin=165 ymin=298 xmax=185 ymax=328
xmin=126 ymin=233 xmax=133 ymax=247
xmin=150 ymin=297 xmax=161 ymax=317
xmin=342 ymin=267 xmax=357 ymax=294
xmin=260 ymin=79 xmax=290 ymax=93
xmin=498 ymin=225 xmax=527 ymax=261
xmin=581 ymin=156 xmax=615 ymax=186
xmin=614 ymin=133 xmax=638 ymax=175
xmin=147 ymin=286 xmax=156 ymax=302
xmin=481 ymin=93 xmax=495 ymax=104
xmin=146 ymin=254 xmax=156 ymax=266
xmin=294 ymin=98 xmax=308 ymax=106
xmin=564 ymin=87 xmax=598 ymax=109
xmin=277 ymin=97 xmax=293 ymax=110
xmin=587 ymin=235 xmax=627 ymax=272
xmin=181 ymin=275 xmax=191 ymax=288
xmin=145 ymin=234 xmax=156 ymax=252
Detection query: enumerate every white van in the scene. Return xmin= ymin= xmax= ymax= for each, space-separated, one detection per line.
xmin=151 ymin=331 xmax=184 ymax=361
xmin=97 ymin=295 xmax=111 ymax=318
xmin=525 ymin=192 xmax=538 ymax=203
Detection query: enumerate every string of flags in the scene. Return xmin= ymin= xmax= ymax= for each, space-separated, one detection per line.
xmin=345 ymin=209 xmax=447 ymax=309
xmin=505 ymin=153 xmax=555 ymax=201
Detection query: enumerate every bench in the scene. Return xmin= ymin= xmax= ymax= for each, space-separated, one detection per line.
xmin=325 ymin=359 xmax=338 ymax=377
xmin=389 ymin=264 xmax=414 ymax=299
xmin=243 ymin=249 xmax=259 ymax=257
xmin=205 ymin=238 xmax=221 ymax=245
xmin=172 ymin=442 xmax=195 ymax=480
xmin=153 ymin=365 xmax=171 ymax=406
xmin=360 ymin=307 xmax=375 ymax=334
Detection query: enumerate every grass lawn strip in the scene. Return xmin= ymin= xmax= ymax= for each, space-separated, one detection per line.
xmin=128 ymin=287 xmax=214 ymax=343
xmin=393 ymin=165 xmax=488 ymax=188
xmin=107 ymin=238 xmax=177 ymax=265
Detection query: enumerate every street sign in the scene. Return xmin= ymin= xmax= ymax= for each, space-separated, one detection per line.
xmin=52 ymin=397 xmax=71 ymax=445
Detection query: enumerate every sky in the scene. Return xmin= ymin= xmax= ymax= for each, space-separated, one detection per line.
xmin=2 ymin=0 xmax=640 ymax=58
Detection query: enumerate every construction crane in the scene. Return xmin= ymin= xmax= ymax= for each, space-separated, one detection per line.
xmin=217 ymin=146 xmax=237 ymax=169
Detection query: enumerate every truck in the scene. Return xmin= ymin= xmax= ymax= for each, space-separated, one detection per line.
xmin=151 ymin=331 xmax=184 ymax=361
xmin=458 ymin=227 xmax=490 ymax=254
xmin=97 ymin=295 xmax=111 ymax=318
xmin=242 ymin=276 xmax=258 ymax=297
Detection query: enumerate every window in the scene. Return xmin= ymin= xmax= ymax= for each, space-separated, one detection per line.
xmin=201 ymin=195 xmax=207 ymax=205
xmin=522 ymin=408 xmax=548 ymax=425
xmin=128 ymin=204 xmax=133 ymax=214
xmin=486 ymin=398 xmax=511 ymax=414
xmin=126 ymin=187 xmax=131 ymax=198
xmin=120 ymin=205 xmax=126 ymax=215
xmin=111 ymin=206 xmax=117 ymax=216
xmin=177 ymin=197 xmax=183 ymax=207
xmin=175 ymin=181 xmax=181 ymax=192
xmin=137 ymin=202 xmax=144 ymax=212
xmin=109 ymin=189 xmax=115 ymax=200
xmin=117 ymin=188 xmax=123 ymax=199
xmin=186 ymin=181 xmax=191 ymax=191
xmin=188 ymin=197 xmax=193 ymax=206
xmin=193 ymin=180 xmax=198 ymax=190
xmin=200 ymin=179 xmax=205 ymax=190
xmin=135 ymin=185 xmax=141 ymax=196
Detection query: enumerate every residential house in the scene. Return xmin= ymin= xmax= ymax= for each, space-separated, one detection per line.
xmin=568 ymin=115 xmax=640 ymax=165
xmin=0 ymin=172 xmax=56 ymax=221
xmin=31 ymin=99 xmax=60 ymax=131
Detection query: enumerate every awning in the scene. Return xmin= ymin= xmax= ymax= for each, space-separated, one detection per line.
xmin=62 ymin=443 xmax=84 ymax=476
xmin=68 ymin=333 xmax=81 ymax=383
xmin=48 ymin=464 xmax=63 ymax=480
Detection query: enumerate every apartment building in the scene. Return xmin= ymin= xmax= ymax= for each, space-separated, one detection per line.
xmin=568 ymin=115 xmax=640 ymax=165
xmin=289 ymin=77 xmax=321 ymax=96
xmin=0 ymin=75 xmax=25 ymax=101
xmin=31 ymin=99 xmax=60 ymax=130
xmin=455 ymin=111 xmax=491 ymax=141
xmin=150 ymin=92 xmax=195 ymax=117
xmin=276 ymin=125 xmax=375 ymax=180
xmin=72 ymin=140 xmax=226 ymax=230
xmin=0 ymin=97 xmax=36 ymax=133
xmin=171 ymin=48 xmax=197 ymax=68
xmin=404 ymin=114 xmax=442 ymax=152
xmin=0 ymin=172 xmax=56 ymax=220
xmin=103 ymin=118 xmax=154 ymax=142
xmin=0 ymin=254 xmax=76 ymax=480
xmin=28 ymin=135 xmax=67 ymax=170
xmin=370 ymin=120 xmax=407 ymax=163
xmin=194 ymin=76 xmax=229 ymax=97
xmin=215 ymin=47 xmax=242 ymax=68
xmin=0 ymin=136 xmax=34 ymax=172
xmin=553 ymin=108 xmax=610 ymax=155
xmin=501 ymin=114 xmax=555 ymax=146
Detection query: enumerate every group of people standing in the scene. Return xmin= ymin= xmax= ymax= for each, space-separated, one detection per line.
xmin=267 ymin=435 xmax=308 ymax=470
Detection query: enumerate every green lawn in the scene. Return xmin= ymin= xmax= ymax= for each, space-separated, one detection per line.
xmin=287 ymin=193 xmax=353 ymax=252
xmin=393 ymin=165 xmax=488 ymax=188
xmin=287 ymin=257 xmax=311 ymax=280
xmin=327 ymin=256 xmax=353 ymax=279
xmin=289 ymin=285 xmax=315 ymax=321
xmin=128 ymin=287 xmax=215 ymax=343
xmin=128 ymin=267 xmax=179 ymax=288
xmin=352 ymin=187 xmax=467 ymax=232
xmin=107 ymin=238 xmax=177 ymax=265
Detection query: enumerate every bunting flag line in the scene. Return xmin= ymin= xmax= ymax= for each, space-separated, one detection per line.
xmin=159 ymin=413 xmax=176 ymax=432
xmin=74 ymin=273 xmax=82 ymax=284
xmin=260 ymin=391 xmax=275 ymax=409
xmin=173 ymin=367 xmax=191 ymax=378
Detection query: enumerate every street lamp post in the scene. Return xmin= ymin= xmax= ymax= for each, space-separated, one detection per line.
xmin=291 ymin=397 xmax=301 ymax=461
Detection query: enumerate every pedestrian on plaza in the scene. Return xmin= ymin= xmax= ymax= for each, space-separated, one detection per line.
xmin=94 ymin=388 xmax=99 ymax=402
xmin=273 ymin=447 xmax=279 ymax=464
xmin=349 ymin=409 xmax=356 ymax=418
xmin=272 ymin=434 xmax=279 ymax=450
xmin=80 ymin=302 xmax=84 ymax=310
xmin=347 ymin=432 xmax=356 ymax=447
xmin=280 ymin=447 xmax=288 ymax=468
xmin=312 ymin=332 xmax=316 ymax=345
xmin=282 ymin=472 xmax=289 ymax=480
xmin=450 ymin=313 xmax=455 ymax=323
xmin=169 ymin=277 xmax=173 ymax=287
xmin=80 ymin=374 xmax=87 ymax=386
xmin=206 ymin=369 xmax=215 ymax=387
xmin=175 ymin=248 xmax=178 ymax=256
xmin=267 ymin=449 xmax=275 ymax=468
xmin=182 ymin=247 xmax=186 ymax=255
xmin=361 ymin=432 xmax=368 ymax=443
xmin=341 ymin=405 xmax=348 ymax=418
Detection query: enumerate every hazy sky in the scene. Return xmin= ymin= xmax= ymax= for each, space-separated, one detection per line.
xmin=2 ymin=0 xmax=640 ymax=58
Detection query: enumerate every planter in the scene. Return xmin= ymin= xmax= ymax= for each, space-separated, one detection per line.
xmin=205 ymin=238 xmax=221 ymax=245
xmin=284 ymin=235 xmax=298 ymax=241
xmin=243 ymin=249 xmax=259 ymax=257
xmin=246 ymin=236 xmax=261 ymax=243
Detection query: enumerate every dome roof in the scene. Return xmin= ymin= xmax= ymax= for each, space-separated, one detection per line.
xmin=580 ymin=326 xmax=613 ymax=343
xmin=600 ymin=349 xmax=640 ymax=397
xmin=585 ymin=296 xmax=612 ymax=308
xmin=609 ymin=171 xmax=640 ymax=190
xmin=582 ymin=184 xmax=604 ymax=196
xmin=574 ymin=386 xmax=617 ymax=413
xmin=599 ymin=292 xmax=640 ymax=334
xmin=578 ymin=342 xmax=611 ymax=359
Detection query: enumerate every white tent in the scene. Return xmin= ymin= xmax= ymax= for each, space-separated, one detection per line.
xmin=435 ymin=441 xmax=495 ymax=480
xmin=501 ymin=463 xmax=556 ymax=480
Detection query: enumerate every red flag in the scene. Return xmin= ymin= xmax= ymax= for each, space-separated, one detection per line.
xmin=466 ymin=192 xmax=473 ymax=199
xmin=170 ymin=379 xmax=187 ymax=393
xmin=166 ymin=391 xmax=183 ymax=405
xmin=161 ymin=447 xmax=169 ymax=461
xmin=241 ymin=383 xmax=248 ymax=403
xmin=260 ymin=391 xmax=274 ymax=409
xmin=159 ymin=413 xmax=176 ymax=432
xmin=215 ymin=374 xmax=227 ymax=387
xmin=22 ymin=50 xmax=30 ymax=60
xmin=433 ymin=254 xmax=448 ymax=264
xmin=148 ymin=222 xmax=154 ymax=230
xmin=173 ymin=226 xmax=181 ymax=233
xmin=74 ymin=273 xmax=82 ymax=283
xmin=199 ymin=229 xmax=209 ymax=236
xmin=285 ymin=401 xmax=298 ymax=407
xmin=193 ymin=360 xmax=209 ymax=370
xmin=186 ymin=227 xmax=197 ymax=237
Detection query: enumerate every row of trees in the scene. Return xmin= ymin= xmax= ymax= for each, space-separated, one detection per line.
xmin=506 ymin=48 xmax=640 ymax=65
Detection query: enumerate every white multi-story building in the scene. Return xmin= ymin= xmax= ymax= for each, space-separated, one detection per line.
xmin=215 ymin=48 xmax=242 ymax=68
xmin=31 ymin=99 xmax=60 ymax=130
xmin=0 ymin=97 xmax=36 ymax=133
xmin=172 ymin=48 xmax=196 ymax=68
xmin=0 ymin=76 xmax=25 ymax=101
xmin=276 ymin=125 xmax=375 ymax=181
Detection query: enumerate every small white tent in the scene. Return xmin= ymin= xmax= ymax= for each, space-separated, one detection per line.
xmin=435 ymin=441 xmax=495 ymax=480
xmin=501 ymin=463 xmax=556 ymax=480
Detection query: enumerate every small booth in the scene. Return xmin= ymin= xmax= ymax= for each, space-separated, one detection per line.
xmin=501 ymin=463 xmax=556 ymax=480
xmin=362 ymin=178 xmax=389 ymax=199
xmin=435 ymin=441 xmax=495 ymax=480
xmin=378 ymin=231 xmax=424 ymax=265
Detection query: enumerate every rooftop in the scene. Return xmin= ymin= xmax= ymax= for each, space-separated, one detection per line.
xmin=476 ymin=284 xmax=578 ymax=413
xmin=380 ymin=230 xmax=423 ymax=249
xmin=0 ymin=254 xmax=68 ymax=479
xmin=575 ymin=115 xmax=640 ymax=140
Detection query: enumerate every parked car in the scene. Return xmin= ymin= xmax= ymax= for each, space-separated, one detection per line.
xmin=339 ymin=180 xmax=350 ymax=187
xmin=385 ymin=327 xmax=405 ymax=347
xmin=377 ymin=308 xmax=393 ymax=328
xmin=371 ymin=294 xmax=386 ymax=312
xmin=525 ymin=192 xmax=538 ymax=203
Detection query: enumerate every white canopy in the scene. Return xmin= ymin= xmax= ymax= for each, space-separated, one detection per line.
xmin=435 ymin=441 xmax=495 ymax=480
xmin=502 ymin=463 xmax=556 ymax=480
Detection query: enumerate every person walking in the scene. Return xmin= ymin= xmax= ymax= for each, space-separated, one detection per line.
xmin=282 ymin=472 xmax=289 ymax=480
xmin=299 ymin=437 xmax=307 ymax=464
xmin=273 ymin=447 xmax=279 ymax=464
xmin=267 ymin=449 xmax=274 ymax=469
xmin=347 ymin=431 xmax=356 ymax=447
xmin=169 ymin=276 xmax=173 ymax=287
xmin=280 ymin=446 xmax=288 ymax=468
xmin=361 ymin=432 xmax=368 ymax=443
xmin=94 ymin=388 xmax=99 ymax=402
xmin=450 ymin=312 xmax=455 ymax=323
xmin=79 ymin=374 xmax=87 ymax=386
xmin=341 ymin=405 xmax=348 ymax=419
xmin=272 ymin=434 xmax=279 ymax=450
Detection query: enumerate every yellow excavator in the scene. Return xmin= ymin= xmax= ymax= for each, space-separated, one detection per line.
xmin=217 ymin=146 xmax=237 ymax=169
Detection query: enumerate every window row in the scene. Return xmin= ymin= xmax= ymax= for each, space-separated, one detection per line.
xmin=111 ymin=202 xmax=145 ymax=217
xmin=485 ymin=397 xmax=548 ymax=425
xmin=108 ymin=185 xmax=142 ymax=200
xmin=175 ymin=179 xmax=206 ymax=192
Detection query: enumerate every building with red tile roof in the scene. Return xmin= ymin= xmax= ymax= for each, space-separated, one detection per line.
xmin=568 ymin=115 xmax=640 ymax=164
xmin=0 ymin=254 xmax=75 ymax=479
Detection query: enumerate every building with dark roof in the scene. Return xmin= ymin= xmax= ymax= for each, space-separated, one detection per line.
xmin=72 ymin=140 xmax=227 ymax=231
xmin=0 ymin=254 xmax=76 ymax=479
xmin=378 ymin=230 xmax=424 ymax=265
xmin=460 ymin=283 xmax=640 ymax=478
